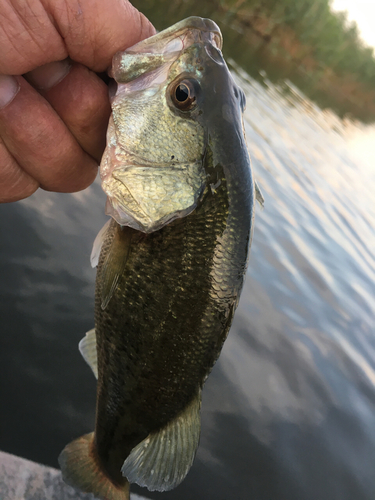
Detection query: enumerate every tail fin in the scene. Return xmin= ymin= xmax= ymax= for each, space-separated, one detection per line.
xmin=58 ymin=432 xmax=130 ymax=500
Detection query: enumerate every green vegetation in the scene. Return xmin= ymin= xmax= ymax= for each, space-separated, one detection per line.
xmin=132 ymin=0 xmax=375 ymax=122
xmin=224 ymin=0 xmax=375 ymax=86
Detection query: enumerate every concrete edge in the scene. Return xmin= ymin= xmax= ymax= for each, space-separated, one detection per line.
xmin=0 ymin=450 xmax=149 ymax=500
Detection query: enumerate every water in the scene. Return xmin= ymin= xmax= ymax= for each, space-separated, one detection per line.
xmin=1 ymin=18 xmax=375 ymax=500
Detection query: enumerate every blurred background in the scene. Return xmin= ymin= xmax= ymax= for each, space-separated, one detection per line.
xmin=1 ymin=1 xmax=375 ymax=499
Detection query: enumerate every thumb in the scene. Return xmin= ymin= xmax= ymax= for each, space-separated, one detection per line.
xmin=0 ymin=0 xmax=155 ymax=74
xmin=48 ymin=0 xmax=156 ymax=71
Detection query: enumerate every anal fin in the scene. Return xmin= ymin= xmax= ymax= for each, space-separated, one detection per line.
xmin=121 ymin=390 xmax=201 ymax=492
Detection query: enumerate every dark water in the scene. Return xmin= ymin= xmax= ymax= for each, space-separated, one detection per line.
xmin=1 ymin=11 xmax=375 ymax=500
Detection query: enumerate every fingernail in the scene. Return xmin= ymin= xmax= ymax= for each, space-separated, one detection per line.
xmin=0 ymin=75 xmax=20 ymax=109
xmin=26 ymin=60 xmax=72 ymax=90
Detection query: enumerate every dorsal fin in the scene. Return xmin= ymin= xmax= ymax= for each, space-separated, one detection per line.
xmin=121 ymin=390 xmax=201 ymax=491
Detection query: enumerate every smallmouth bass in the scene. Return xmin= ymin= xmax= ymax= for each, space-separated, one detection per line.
xmin=59 ymin=16 xmax=261 ymax=500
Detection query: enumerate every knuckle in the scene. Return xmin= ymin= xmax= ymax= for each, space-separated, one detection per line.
xmin=0 ymin=142 xmax=39 ymax=202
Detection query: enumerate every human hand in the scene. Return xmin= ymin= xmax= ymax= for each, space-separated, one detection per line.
xmin=0 ymin=0 xmax=155 ymax=202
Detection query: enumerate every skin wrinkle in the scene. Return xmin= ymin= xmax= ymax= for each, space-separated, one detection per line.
xmin=0 ymin=138 xmax=39 ymax=202
xmin=41 ymin=62 xmax=111 ymax=162
xmin=38 ymin=0 xmax=71 ymax=58
xmin=89 ymin=10 xmax=108 ymax=70
xmin=137 ymin=9 xmax=150 ymax=53
xmin=0 ymin=3 xmax=31 ymax=70
xmin=0 ymin=0 xmax=155 ymax=72
xmin=0 ymin=0 xmax=66 ymax=73
xmin=20 ymin=0 xmax=59 ymax=57
xmin=44 ymin=0 xmax=106 ymax=69
xmin=59 ymin=0 xmax=88 ymax=50
xmin=45 ymin=0 xmax=155 ymax=71
xmin=0 ymin=77 xmax=97 ymax=191
xmin=0 ymin=171 xmax=39 ymax=202
xmin=0 ymin=3 xmax=16 ymax=56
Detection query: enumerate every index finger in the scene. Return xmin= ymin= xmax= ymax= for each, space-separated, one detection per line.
xmin=0 ymin=0 xmax=155 ymax=74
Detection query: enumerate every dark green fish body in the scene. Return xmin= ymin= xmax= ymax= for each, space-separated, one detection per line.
xmin=95 ymin=150 xmax=253 ymax=477
xmin=59 ymin=16 xmax=258 ymax=500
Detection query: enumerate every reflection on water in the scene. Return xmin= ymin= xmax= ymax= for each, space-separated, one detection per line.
xmin=1 ymin=29 xmax=375 ymax=500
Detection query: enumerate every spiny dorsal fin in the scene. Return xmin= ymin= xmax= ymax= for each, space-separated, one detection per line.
xmin=99 ymin=223 xmax=132 ymax=310
xmin=255 ymin=180 xmax=265 ymax=209
xmin=121 ymin=390 xmax=201 ymax=491
xmin=78 ymin=329 xmax=98 ymax=379
xmin=90 ymin=219 xmax=111 ymax=268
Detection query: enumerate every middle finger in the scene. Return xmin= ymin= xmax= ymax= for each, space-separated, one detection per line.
xmin=26 ymin=62 xmax=111 ymax=163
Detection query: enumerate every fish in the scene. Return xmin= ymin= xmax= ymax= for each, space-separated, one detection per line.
xmin=59 ymin=16 xmax=261 ymax=500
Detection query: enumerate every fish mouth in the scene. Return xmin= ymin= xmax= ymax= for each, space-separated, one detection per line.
xmin=110 ymin=17 xmax=222 ymax=84
xmin=120 ymin=16 xmax=221 ymax=54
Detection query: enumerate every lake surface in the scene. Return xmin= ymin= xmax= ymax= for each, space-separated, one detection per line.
xmin=1 ymin=12 xmax=375 ymax=500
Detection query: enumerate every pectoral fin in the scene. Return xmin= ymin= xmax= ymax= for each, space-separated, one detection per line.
xmin=98 ymin=224 xmax=132 ymax=310
xmin=90 ymin=219 xmax=111 ymax=268
xmin=255 ymin=180 xmax=265 ymax=209
xmin=121 ymin=390 xmax=201 ymax=491
xmin=78 ymin=329 xmax=98 ymax=379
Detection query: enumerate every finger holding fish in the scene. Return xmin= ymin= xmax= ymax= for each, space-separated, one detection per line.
xmin=26 ymin=62 xmax=112 ymax=163
xmin=0 ymin=0 xmax=155 ymax=202
xmin=0 ymin=76 xmax=98 ymax=195
xmin=0 ymin=136 xmax=39 ymax=202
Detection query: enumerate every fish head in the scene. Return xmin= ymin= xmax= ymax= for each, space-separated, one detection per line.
xmin=100 ymin=17 xmax=249 ymax=233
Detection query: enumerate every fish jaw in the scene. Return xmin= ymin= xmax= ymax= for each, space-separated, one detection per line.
xmin=100 ymin=114 xmax=206 ymax=233
xmin=99 ymin=17 xmax=225 ymax=233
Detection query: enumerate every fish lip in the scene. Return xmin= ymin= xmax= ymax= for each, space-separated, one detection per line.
xmin=110 ymin=17 xmax=222 ymax=84
xmin=126 ymin=17 xmax=222 ymax=52
xmin=113 ymin=16 xmax=223 ymax=60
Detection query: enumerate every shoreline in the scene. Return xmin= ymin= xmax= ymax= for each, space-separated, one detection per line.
xmin=133 ymin=0 xmax=375 ymax=123
xmin=222 ymin=7 xmax=375 ymax=123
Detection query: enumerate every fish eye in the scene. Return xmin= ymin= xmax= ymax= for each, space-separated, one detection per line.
xmin=170 ymin=79 xmax=198 ymax=111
